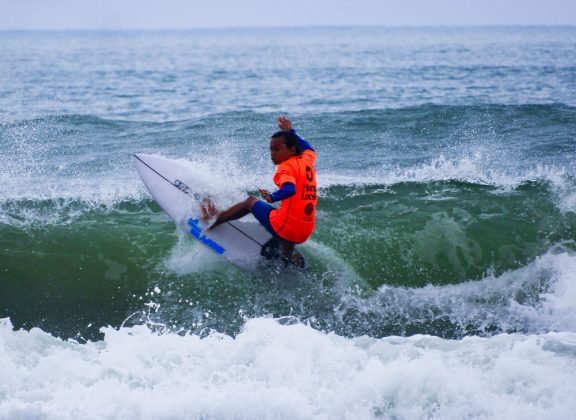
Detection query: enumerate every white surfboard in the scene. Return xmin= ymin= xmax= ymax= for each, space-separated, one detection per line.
xmin=134 ymin=153 xmax=297 ymax=271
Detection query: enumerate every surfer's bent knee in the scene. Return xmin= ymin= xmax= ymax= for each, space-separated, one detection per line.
xmin=245 ymin=196 xmax=258 ymax=209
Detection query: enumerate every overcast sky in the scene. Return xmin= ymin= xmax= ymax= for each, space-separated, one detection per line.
xmin=1 ymin=0 xmax=575 ymax=30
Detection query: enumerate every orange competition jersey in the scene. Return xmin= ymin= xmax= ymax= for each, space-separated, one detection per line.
xmin=269 ymin=149 xmax=318 ymax=243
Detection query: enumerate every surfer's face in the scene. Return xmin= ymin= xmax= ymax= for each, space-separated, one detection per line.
xmin=269 ymin=136 xmax=296 ymax=165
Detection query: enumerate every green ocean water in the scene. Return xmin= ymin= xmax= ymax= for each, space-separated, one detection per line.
xmin=1 ymin=106 xmax=575 ymax=341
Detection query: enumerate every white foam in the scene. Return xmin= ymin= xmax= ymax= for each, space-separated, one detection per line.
xmin=0 ymin=175 xmax=147 ymax=227
xmin=0 ymin=148 xmax=564 ymax=202
xmin=538 ymin=251 xmax=576 ymax=331
xmin=162 ymin=234 xmax=225 ymax=275
xmin=1 ymin=317 xmax=575 ymax=419
xmin=344 ymin=249 xmax=576 ymax=336
xmin=321 ymin=151 xmax=574 ymax=191
xmin=318 ymin=153 xmax=576 ymax=221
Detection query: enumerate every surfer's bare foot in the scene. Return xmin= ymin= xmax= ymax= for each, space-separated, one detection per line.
xmin=200 ymin=197 xmax=218 ymax=224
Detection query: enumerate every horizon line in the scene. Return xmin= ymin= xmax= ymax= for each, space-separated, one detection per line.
xmin=1 ymin=23 xmax=575 ymax=32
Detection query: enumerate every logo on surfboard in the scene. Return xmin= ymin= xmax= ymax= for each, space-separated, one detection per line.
xmin=174 ymin=179 xmax=202 ymax=200
xmin=187 ymin=218 xmax=226 ymax=255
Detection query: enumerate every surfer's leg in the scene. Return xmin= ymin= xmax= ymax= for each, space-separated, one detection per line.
xmin=208 ymin=196 xmax=258 ymax=228
xmin=281 ymin=240 xmax=295 ymax=257
xmin=280 ymin=240 xmax=306 ymax=268
xmin=252 ymin=201 xmax=306 ymax=268
xmin=251 ymin=200 xmax=280 ymax=237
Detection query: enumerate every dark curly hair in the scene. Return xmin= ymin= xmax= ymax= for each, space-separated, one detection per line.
xmin=271 ymin=130 xmax=302 ymax=155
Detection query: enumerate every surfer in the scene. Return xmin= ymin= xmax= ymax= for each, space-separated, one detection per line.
xmin=202 ymin=116 xmax=317 ymax=264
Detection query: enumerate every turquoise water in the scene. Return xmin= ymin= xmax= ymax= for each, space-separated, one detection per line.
xmin=1 ymin=27 xmax=576 ymax=418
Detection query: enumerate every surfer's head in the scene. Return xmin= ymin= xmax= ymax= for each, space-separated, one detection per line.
xmin=270 ymin=131 xmax=301 ymax=165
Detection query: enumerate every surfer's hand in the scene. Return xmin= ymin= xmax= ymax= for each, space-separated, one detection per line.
xmin=277 ymin=116 xmax=292 ymax=132
xmin=259 ymin=188 xmax=272 ymax=203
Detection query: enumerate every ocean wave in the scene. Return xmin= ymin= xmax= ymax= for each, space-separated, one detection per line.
xmin=4 ymin=103 xmax=573 ymax=130
xmin=321 ymin=156 xmax=575 ymax=191
xmin=0 ymin=113 xmax=134 ymax=128
xmin=333 ymin=248 xmax=576 ymax=338
xmin=1 ymin=316 xmax=575 ymax=419
xmin=1 ymin=182 xmax=574 ymax=341
xmin=0 ymin=188 xmax=151 ymax=228
xmin=2 ymin=103 xmax=575 ymax=197
xmin=1 ymin=154 xmax=574 ymax=227
xmin=117 ymin=244 xmax=576 ymax=343
xmin=1 ymin=173 xmax=574 ymax=289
